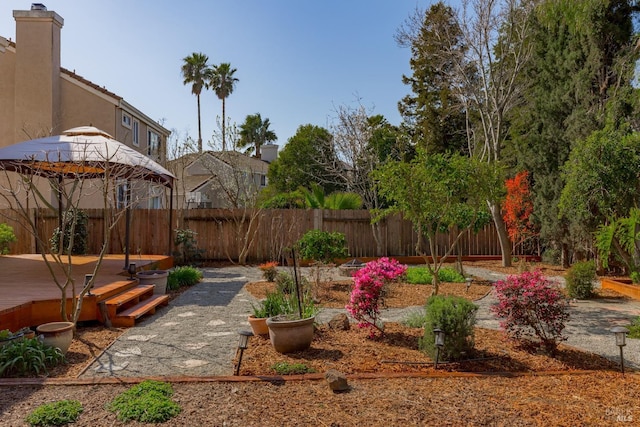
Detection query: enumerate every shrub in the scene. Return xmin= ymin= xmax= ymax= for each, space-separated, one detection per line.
xmin=345 ymin=257 xmax=407 ymax=338
xmin=50 ymin=209 xmax=88 ymax=255
xmin=173 ymin=228 xmax=204 ymax=266
xmin=296 ymin=230 xmax=348 ymax=263
xmin=628 ymin=316 xmax=640 ymax=339
xmin=631 ymin=271 xmax=640 ymax=284
xmin=0 ymin=223 xmax=16 ymax=255
xmin=420 ymin=295 xmax=477 ymax=361
xmin=270 ymin=362 xmax=316 ymax=375
xmin=259 ymin=261 xmax=279 ymax=281
xmin=565 ymin=260 xmax=596 ymax=299
xmin=167 ymin=266 xmax=203 ymax=290
xmin=0 ymin=338 xmax=65 ymax=377
xmin=406 ymin=266 xmax=465 ymax=285
xmin=26 ymin=400 xmax=83 ymax=426
xmin=491 ymin=270 xmax=569 ymax=354
xmin=106 ymin=380 xmax=181 ymax=423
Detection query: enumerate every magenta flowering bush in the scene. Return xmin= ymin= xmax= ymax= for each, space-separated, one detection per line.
xmin=346 ymin=257 xmax=407 ymax=338
xmin=491 ymin=270 xmax=569 ymax=354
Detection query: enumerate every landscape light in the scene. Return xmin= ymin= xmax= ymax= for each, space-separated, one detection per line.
xmin=128 ymin=263 xmax=136 ymax=280
xmin=611 ymin=326 xmax=629 ymax=374
xmin=235 ymin=330 xmax=254 ymax=376
xmin=433 ymin=328 xmax=445 ymax=369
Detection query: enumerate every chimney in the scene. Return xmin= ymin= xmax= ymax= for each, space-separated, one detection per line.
xmin=13 ymin=5 xmax=64 ymax=140
xmin=261 ymin=143 xmax=279 ymax=163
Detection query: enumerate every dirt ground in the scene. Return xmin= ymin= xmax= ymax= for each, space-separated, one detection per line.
xmin=2 ymin=260 xmax=639 ymax=426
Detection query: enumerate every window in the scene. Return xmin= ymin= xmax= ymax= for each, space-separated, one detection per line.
xmin=116 ymin=181 xmax=128 ymax=209
xmin=148 ymin=130 xmax=160 ymax=158
xmin=132 ymin=120 xmax=139 ymax=147
xmin=260 ymin=175 xmax=267 ymax=187
xmin=122 ymin=113 xmax=131 ymax=128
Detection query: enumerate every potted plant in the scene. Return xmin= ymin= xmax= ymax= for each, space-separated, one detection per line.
xmin=248 ymin=290 xmax=288 ymax=336
xmin=266 ymin=249 xmax=319 ymax=353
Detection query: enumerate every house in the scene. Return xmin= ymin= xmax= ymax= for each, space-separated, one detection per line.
xmin=0 ymin=4 xmax=170 ymax=209
xmin=169 ymin=150 xmax=274 ymax=209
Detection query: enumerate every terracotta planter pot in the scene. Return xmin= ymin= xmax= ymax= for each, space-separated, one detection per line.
xmin=266 ymin=315 xmax=315 ymax=353
xmin=36 ymin=321 xmax=74 ymax=355
xmin=248 ymin=315 xmax=269 ymax=336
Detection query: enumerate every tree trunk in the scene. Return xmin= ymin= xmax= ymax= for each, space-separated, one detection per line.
xmin=488 ymin=201 xmax=512 ymax=267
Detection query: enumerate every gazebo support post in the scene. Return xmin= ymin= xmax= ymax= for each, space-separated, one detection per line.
xmin=124 ymin=180 xmax=131 ymax=269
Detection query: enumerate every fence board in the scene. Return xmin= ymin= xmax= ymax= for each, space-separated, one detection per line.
xmin=0 ymin=208 xmax=534 ymax=262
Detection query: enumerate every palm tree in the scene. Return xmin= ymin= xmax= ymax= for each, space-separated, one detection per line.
xmin=207 ymin=62 xmax=239 ymax=151
xmin=181 ymin=52 xmax=210 ymax=153
xmin=238 ymin=113 xmax=277 ymax=158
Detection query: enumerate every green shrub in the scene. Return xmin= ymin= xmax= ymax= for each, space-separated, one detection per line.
xmin=296 ymin=229 xmax=348 ymax=263
xmin=173 ymin=228 xmax=204 ymax=266
xmin=628 ymin=317 xmax=640 ymax=339
xmin=420 ymin=295 xmax=478 ymax=361
xmin=26 ymin=400 xmax=83 ymax=426
xmin=565 ymin=260 xmax=596 ymax=299
xmin=167 ymin=266 xmax=203 ymax=290
xmin=406 ymin=266 xmax=465 ymax=284
xmin=0 ymin=223 xmax=16 ymax=255
xmin=106 ymin=380 xmax=181 ymax=423
xmin=270 ymin=362 xmax=316 ymax=375
xmin=0 ymin=338 xmax=65 ymax=377
xmin=50 ymin=209 xmax=88 ymax=255
xmin=631 ymin=271 xmax=640 ymax=284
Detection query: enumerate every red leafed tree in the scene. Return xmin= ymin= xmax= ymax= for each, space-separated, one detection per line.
xmin=502 ymin=171 xmax=536 ymax=252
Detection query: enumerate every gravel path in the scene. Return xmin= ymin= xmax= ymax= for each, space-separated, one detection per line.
xmin=82 ymin=265 xmax=640 ymax=378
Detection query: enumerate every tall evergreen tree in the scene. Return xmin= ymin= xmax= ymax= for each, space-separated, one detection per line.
xmin=509 ymin=0 xmax=639 ymax=264
xmin=207 ymin=63 xmax=239 ymax=151
xmin=181 ymin=52 xmax=210 ymax=153
xmin=396 ymin=1 xmax=468 ymax=154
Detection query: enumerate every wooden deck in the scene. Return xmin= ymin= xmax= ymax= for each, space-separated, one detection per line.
xmin=0 ymin=254 xmax=173 ymax=331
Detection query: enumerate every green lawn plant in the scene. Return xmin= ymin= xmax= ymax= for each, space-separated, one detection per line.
xmin=406 ymin=266 xmax=465 ymax=285
xmin=167 ymin=265 xmax=203 ymax=291
xmin=0 ymin=338 xmax=65 ymax=377
xmin=26 ymin=400 xmax=83 ymax=427
xmin=106 ymin=380 xmax=181 ymax=423
xmin=270 ymin=361 xmax=316 ymax=375
xmin=420 ymin=295 xmax=478 ymax=361
xmin=565 ymin=260 xmax=596 ymax=299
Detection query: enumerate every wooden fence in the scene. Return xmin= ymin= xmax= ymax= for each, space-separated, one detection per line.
xmin=0 ymin=208 xmax=526 ymax=263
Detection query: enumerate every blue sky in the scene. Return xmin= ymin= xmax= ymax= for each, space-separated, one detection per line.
xmin=0 ymin=1 xmax=450 ymax=150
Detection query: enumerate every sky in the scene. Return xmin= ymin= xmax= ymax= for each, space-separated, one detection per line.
xmin=0 ymin=0 xmax=451 ymax=151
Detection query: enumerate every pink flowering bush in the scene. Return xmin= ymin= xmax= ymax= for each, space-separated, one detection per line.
xmin=491 ymin=270 xmax=569 ymax=354
xmin=346 ymin=257 xmax=407 ymax=338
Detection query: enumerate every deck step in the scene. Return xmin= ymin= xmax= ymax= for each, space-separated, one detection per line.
xmin=104 ymin=285 xmax=155 ymax=320
xmin=94 ymin=280 xmax=138 ymax=302
xmin=111 ymin=295 xmax=170 ymax=327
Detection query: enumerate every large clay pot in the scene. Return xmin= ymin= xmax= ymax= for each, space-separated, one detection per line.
xmin=36 ymin=321 xmax=74 ymax=355
xmin=248 ymin=315 xmax=269 ymax=336
xmin=137 ymin=270 xmax=169 ymax=294
xmin=266 ymin=316 xmax=315 ymax=353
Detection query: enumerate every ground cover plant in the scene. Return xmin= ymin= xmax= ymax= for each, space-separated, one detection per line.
xmin=26 ymin=400 xmax=83 ymax=427
xmin=106 ymin=380 xmax=181 ymax=423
